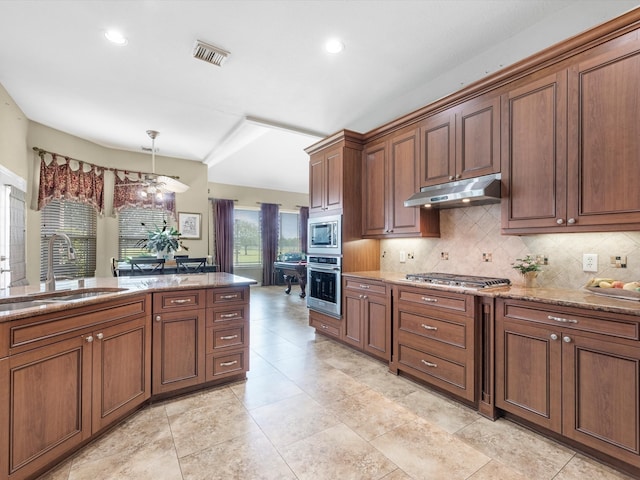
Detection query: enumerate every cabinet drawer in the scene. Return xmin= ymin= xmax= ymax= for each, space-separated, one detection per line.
xmin=206 ymin=323 xmax=246 ymax=352
xmin=309 ymin=311 xmax=341 ymax=338
xmin=502 ymin=301 xmax=639 ymax=340
xmin=344 ymin=278 xmax=387 ymax=296
xmin=398 ymin=344 xmax=467 ymax=390
xmin=206 ymin=287 xmax=248 ymax=307
xmin=153 ymin=289 xmax=204 ymax=313
xmin=206 ymin=305 xmax=247 ymax=326
xmin=206 ymin=350 xmax=248 ymax=380
xmin=397 ymin=287 xmax=472 ymax=316
xmin=397 ymin=309 xmax=467 ymax=348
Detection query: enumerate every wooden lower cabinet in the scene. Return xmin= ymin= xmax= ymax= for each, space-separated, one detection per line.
xmin=342 ymin=278 xmax=390 ymax=361
xmin=496 ymin=298 xmax=640 ymax=472
xmin=391 ymin=285 xmax=477 ymax=403
xmin=6 ymin=310 xmax=150 ymax=480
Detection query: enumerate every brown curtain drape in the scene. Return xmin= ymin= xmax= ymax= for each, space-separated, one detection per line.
xmin=261 ymin=203 xmax=279 ymax=285
xmin=214 ymin=199 xmax=235 ymax=273
xmin=299 ymin=206 xmax=309 ymax=254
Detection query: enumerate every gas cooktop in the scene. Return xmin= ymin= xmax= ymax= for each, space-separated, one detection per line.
xmin=405 ymin=272 xmax=511 ymax=290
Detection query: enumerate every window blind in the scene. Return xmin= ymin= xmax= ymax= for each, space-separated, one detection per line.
xmin=118 ymin=207 xmax=170 ymax=258
xmin=40 ymin=200 xmax=97 ymax=280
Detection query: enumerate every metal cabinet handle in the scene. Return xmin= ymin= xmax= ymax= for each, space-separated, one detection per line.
xmin=155 ymin=315 xmax=162 ymax=322
xmin=359 ymin=284 xmax=370 ymax=289
xmin=96 ymin=333 xmax=104 ymax=340
xmin=550 ymin=333 xmax=558 ymax=340
xmin=567 ymin=218 xmax=576 ymax=224
xmin=421 ymin=359 xmax=437 ymax=368
xmin=563 ymin=336 xmax=572 ymax=343
xmin=171 ymin=298 xmax=191 ymax=304
xmin=85 ymin=335 xmax=94 ymax=343
xmin=220 ymin=313 xmax=239 ymax=318
xmin=220 ymin=294 xmax=239 ymax=299
xmin=449 ymin=176 xmax=454 ymax=181
xmin=421 ymin=324 xmax=438 ymax=331
xmin=556 ymin=218 xmax=564 ymax=224
xmin=421 ymin=297 xmax=438 ymax=303
xmin=220 ymin=335 xmax=239 ymax=340
xmin=220 ymin=360 xmax=238 ymax=367
xmin=548 ymin=315 xmax=578 ymax=324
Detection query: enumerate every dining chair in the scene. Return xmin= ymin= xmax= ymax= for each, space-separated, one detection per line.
xmin=130 ymin=257 xmax=165 ymax=275
xmin=176 ymin=257 xmax=207 ymax=273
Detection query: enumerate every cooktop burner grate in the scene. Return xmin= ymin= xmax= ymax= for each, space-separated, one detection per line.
xmin=405 ymin=272 xmax=511 ymax=289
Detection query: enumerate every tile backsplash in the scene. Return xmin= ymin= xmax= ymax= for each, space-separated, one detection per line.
xmin=380 ymin=204 xmax=640 ymax=290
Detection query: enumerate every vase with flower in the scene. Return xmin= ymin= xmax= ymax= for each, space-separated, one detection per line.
xmin=512 ymin=254 xmax=542 ymax=288
xmin=136 ymin=220 xmax=188 ymax=259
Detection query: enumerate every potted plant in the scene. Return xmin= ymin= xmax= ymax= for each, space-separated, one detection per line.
xmin=512 ymin=254 xmax=542 ymax=287
xmin=136 ymin=220 xmax=188 ymax=258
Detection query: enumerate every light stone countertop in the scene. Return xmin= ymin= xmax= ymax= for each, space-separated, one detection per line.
xmin=343 ymin=271 xmax=640 ymax=318
xmin=0 ymin=272 xmax=257 ymax=322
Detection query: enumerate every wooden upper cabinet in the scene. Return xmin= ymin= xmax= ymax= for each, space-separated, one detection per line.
xmin=567 ymin=34 xmax=640 ymax=229
xmin=501 ymin=70 xmax=568 ymax=231
xmin=419 ymin=94 xmax=500 ymax=188
xmin=362 ymin=129 xmax=439 ymax=238
xmin=309 ymin=147 xmax=343 ymax=215
xmin=418 ymin=110 xmax=455 ymax=187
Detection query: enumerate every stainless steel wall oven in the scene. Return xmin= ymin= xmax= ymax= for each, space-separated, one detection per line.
xmin=307 ymin=255 xmax=341 ymax=318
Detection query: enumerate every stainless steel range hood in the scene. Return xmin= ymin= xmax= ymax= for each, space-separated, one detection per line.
xmin=404 ymin=173 xmax=502 ymax=209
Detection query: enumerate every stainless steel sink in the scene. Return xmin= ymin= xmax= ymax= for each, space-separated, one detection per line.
xmin=0 ymin=288 xmax=129 ymax=312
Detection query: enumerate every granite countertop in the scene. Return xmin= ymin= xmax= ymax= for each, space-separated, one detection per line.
xmin=0 ymin=272 xmax=257 ymax=322
xmin=343 ymin=271 xmax=640 ymax=317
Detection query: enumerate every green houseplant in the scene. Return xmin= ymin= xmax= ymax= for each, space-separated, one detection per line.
xmin=136 ymin=220 xmax=188 ymax=257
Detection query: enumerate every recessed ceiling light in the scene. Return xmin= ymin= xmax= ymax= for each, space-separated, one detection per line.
xmin=325 ymin=38 xmax=345 ymax=54
xmin=105 ymin=30 xmax=128 ymax=46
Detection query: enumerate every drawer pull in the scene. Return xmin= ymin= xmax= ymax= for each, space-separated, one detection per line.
xmin=155 ymin=315 xmax=162 ymax=322
xmin=421 ymin=359 xmax=437 ymax=368
xmin=548 ymin=315 xmax=578 ymax=324
xmin=220 ymin=313 xmax=239 ymax=318
xmin=171 ymin=299 xmax=191 ymax=304
xmin=421 ymin=297 xmax=438 ymax=303
xmin=359 ymin=284 xmax=370 ymax=289
xmin=220 ymin=294 xmax=239 ymax=299
xmin=220 ymin=360 xmax=238 ymax=367
xmin=321 ymin=324 xmax=329 ymax=329
xmin=220 ymin=334 xmax=239 ymax=340
xmin=421 ymin=324 xmax=438 ymax=331
xmin=563 ymin=336 xmax=572 ymax=343
xmin=85 ymin=335 xmax=94 ymax=343
xmin=550 ymin=333 xmax=558 ymax=341
xmin=96 ymin=333 xmax=104 ymax=340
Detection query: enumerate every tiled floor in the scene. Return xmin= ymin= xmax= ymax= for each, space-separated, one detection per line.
xmin=39 ymin=285 xmax=634 ymax=480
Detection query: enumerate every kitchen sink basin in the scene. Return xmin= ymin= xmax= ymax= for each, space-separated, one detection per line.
xmin=0 ymin=288 xmax=129 ymax=312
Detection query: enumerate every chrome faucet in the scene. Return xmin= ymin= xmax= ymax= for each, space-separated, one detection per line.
xmin=46 ymin=233 xmax=76 ymax=292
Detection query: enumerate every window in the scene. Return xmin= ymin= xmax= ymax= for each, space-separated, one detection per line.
xmin=233 ymin=208 xmax=261 ymax=265
xmin=40 ymin=200 xmax=97 ymax=280
xmin=279 ymin=211 xmax=301 ymax=255
xmin=118 ymin=207 xmax=171 ymax=258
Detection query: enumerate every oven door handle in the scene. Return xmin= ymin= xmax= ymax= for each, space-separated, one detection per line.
xmin=309 ymin=266 xmax=341 ymax=272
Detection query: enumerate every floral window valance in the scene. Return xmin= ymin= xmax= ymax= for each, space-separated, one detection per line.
xmin=113 ymin=171 xmax=176 ymax=217
xmin=37 ymin=151 xmax=104 ymax=214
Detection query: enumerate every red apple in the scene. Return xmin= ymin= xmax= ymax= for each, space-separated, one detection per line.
xmin=612 ymin=281 xmax=625 ymax=288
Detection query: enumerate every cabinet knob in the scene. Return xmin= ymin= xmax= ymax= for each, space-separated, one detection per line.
xmin=567 ymin=218 xmax=576 ymax=224
xmin=550 ymin=333 xmax=558 ymax=341
xmin=363 ymin=295 xmax=368 ymax=300
xmin=96 ymin=333 xmax=104 ymax=340
xmin=155 ymin=315 xmax=162 ymax=322
xmin=455 ymin=174 xmax=461 ymax=179
xmin=85 ymin=335 xmax=94 ymax=343
xmin=556 ymin=218 xmax=564 ymax=224
xmin=563 ymin=336 xmax=572 ymax=343
xmin=449 ymin=176 xmax=454 ymax=181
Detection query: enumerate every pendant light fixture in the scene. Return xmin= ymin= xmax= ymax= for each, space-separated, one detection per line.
xmin=146 ymin=130 xmax=190 ymax=194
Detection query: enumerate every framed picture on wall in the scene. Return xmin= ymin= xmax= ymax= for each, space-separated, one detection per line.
xmin=178 ymin=212 xmax=201 ymax=239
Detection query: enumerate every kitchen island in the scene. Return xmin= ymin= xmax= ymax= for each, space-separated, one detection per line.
xmin=0 ymin=273 xmax=256 ymax=480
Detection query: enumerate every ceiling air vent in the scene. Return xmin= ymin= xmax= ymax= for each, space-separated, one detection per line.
xmin=192 ymin=40 xmax=230 ymax=67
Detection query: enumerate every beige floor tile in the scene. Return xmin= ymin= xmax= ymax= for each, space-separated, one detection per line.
xmin=36 ymin=458 xmax=72 ymax=480
xmin=250 ymin=338 xmax=308 ymax=362
xmin=467 ymin=459 xmax=529 ymax=479
xmin=168 ymin=396 xmax=261 ymax=458
xmin=180 ymin=430 xmax=296 ymax=480
xmin=370 ymin=420 xmax=491 ymax=480
xmin=380 ymin=469 xmax=414 ymax=479
xmin=322 ymin=348 xmax=385 ymax=377
xmin=281 ymin=423 xmax=397 ymax=480
xmin=270 ymin=352 xmax=332 ymax=381
xmin=68 ymin=435 xmax=181 ymax=480
xmin=397 ymin=387 xmax=480 ymax=433
xmin=162 ymin=384 xmax=236 ymax=417
xmin=354 ymin=368 xmax=419 ymax=400
xmin=554 ymin=454 xmax=637 ymax=480
xmin=456 ymin=417 xmax=575 ymax=479
xmin=327 ymin=388 xmax=418 ymax=441
xmin=250 ymin=392 xmax=341 ymax=447
xmin=294 ymin=366 xmax=369 ymax=403
xmin=229 ymin=371 xmax=303 ymax=409
xmin=246 ymin=351 xmax=281 ymax=378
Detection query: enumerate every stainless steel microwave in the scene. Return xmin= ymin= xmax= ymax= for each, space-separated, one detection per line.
xmin=307 ymin=214 xmax=341 ymax=255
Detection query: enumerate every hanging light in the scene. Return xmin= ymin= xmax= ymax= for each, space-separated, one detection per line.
xmin=146 ymin=130 xmax=190 ymax=193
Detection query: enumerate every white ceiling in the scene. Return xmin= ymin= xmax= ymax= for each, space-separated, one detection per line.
xmin=0 ymin=0 xmax=638 ymax=194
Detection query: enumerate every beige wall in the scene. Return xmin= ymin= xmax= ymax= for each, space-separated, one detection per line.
xmin=0 ymin=84 xmax=29 ymax=180
xmin=208 ymin=183 xmax=308 ymax=212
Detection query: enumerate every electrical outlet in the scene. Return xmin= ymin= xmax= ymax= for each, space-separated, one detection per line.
xmin=583 ymin=253 xmax=598 ymax=272
xmin=400 ymin=251 xmax=406 ymax=263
